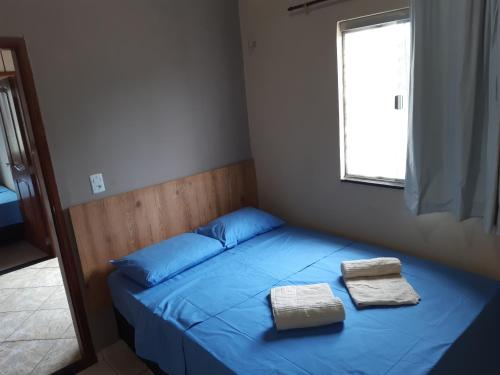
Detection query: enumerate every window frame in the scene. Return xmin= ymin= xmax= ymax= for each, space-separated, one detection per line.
xmin=337 ymin=8 xmax=410 ymax=189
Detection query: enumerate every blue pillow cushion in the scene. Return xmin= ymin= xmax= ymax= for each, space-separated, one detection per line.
xmin=110 ymin=233 xmax=224 ymax=288
xmin=195 ymin=207 xmax=285 ymax=248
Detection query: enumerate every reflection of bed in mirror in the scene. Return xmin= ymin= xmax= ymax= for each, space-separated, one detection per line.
xmin=0 ymin=184 xmax=23 ymax=242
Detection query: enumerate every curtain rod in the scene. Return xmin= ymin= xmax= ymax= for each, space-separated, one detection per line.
xmin=288 ymin=0 xmax=348 ymax=12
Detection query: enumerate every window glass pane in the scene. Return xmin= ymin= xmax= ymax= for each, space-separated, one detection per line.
xmin=342 ymin=21 xmax=410 ymax=182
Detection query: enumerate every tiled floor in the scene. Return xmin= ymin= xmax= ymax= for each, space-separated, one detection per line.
xmin=78 ymin=340 xmax=152 ymax=375
xmin=0 ymin=257 xmax=80 ymax=374
xmin=0 ymin=241 xmax=47 ymax=273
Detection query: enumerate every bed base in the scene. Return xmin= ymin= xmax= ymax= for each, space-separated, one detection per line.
xmin=429 ymin=291 xmax=500 ymax=374
xmin=114 ymin=308 xmax=168 ymax=375
xmin=0 ymin=223 xmax=23 ymax=244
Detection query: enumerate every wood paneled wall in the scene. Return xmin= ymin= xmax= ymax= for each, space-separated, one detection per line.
xmin=69 ymin=160 xmax=258 ymax=311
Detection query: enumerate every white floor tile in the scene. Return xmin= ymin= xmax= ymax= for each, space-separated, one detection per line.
xmin=0 ymin=257 xmax=80 ymax=374
xmin=0 ymin=340 xmax=55 ymax=375
xmin=0 ymin=289 xmax=15 ymax=305
xmin=28 ymin=258 xmax=60 ymax=269
xmin=39 ymin=285 xmax=69 ymax=310
xmin=0 ymin=287 xmax=58 ymax=313
xmin=0 ymin=268 xmax=63 ymax=289
xmin=32 ymin=338 xmax=80 ymax=375
xmin=0 ymin=311 xmax=32 ymax=341
xmin=35 ymin=268 xmax=64 ymax=287
xmin=6 ymin=308 xmax=72 ymax=341
xmin=0 ymin=269 xmax=39 ymax=289
xmin=62 ymin=322 xmax=77 ymax=339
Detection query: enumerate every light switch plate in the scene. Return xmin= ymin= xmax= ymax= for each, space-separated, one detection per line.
xmin=89 ymin=173 xmax=106 ymax=194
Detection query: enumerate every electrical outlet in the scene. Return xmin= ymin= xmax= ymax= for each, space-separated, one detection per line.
xmin=89 ymin=173 xmax=106 ymax=194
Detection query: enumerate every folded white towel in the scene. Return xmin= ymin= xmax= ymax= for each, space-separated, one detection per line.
xmin=270 ymin=283 xmax=345 ymax=331
xmin=341 ymin=257 xmax=401 ymax=279
xmin=341 ymin=258 xmax=420 ymax=308
xmin=344 ymin=275 xmax=420 ymax=308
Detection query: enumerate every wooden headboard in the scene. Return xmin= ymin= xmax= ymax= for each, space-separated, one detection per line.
xmin=69 ymin=160 xmax=258 ymax=311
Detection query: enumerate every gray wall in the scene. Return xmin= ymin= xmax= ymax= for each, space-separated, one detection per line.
xmin=0 ymin=0 xmax=251 ymax=208
xmin=240 ymin=0 xmax=500 ymax=279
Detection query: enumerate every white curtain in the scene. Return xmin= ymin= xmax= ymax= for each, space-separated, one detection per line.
xmin=405 ymin=0 xmax=500 ymax=234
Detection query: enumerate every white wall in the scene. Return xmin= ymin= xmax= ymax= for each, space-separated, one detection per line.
xmin=239 ymin=0 xmax=500 ymax=279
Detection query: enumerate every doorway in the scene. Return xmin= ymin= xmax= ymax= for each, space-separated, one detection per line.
xmin=0 ymin=40 xmax=95 ymax=374
xmin=0 ymin=66 xmax=53 ymax=273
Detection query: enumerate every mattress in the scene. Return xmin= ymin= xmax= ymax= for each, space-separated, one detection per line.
xmin=108 ymin=226 xmax=500 ymax=375
xmin=0 ymin=185 xmax=23 ymax=228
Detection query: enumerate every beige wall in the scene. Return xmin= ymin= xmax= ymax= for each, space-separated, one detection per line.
xmin=239 ymin=0 xmax=500 ymax=279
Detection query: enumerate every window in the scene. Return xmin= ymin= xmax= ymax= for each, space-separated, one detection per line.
xmin=338 ymin=9 xmax=410 ymax=187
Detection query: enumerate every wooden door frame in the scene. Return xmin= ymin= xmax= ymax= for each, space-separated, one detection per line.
xmin=0 ymin=37 xmax=96 ymax=372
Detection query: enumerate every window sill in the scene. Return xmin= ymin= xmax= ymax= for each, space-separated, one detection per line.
xmin=341 ymin=176 xmax=404 ymax=189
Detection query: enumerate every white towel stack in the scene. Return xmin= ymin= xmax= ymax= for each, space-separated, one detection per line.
xmin=270 ymin=283 xmax=345 ymax=331
xmin=341 ymin=257 xmax=420 ymax=308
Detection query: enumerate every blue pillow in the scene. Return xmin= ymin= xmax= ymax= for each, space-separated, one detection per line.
xmin=195 ymin=207 xmax=285 ymax=248
xmin=110 ymin=233 xmax=223 ymax=288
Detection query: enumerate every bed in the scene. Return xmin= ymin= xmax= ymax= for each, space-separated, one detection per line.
xmin=0 ymin=185 xmax=23 ymax=242
xmin=0 ymin=185 xmax=22 ymax=227
xmin=108 ymin=225 xmax=500 ymax=375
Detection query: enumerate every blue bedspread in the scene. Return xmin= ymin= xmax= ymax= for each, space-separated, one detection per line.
xmin=108 ymin=226 xmax=500 ymax=375
xmin=0 ymin=185 xmax=23 ymax=228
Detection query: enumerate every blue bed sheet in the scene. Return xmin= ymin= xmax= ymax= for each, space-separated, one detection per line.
xmin=108 ymin=226 xmax=500 ymax=375
xmin=0 ymin=185 xmax=23 ymax=228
